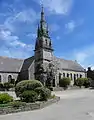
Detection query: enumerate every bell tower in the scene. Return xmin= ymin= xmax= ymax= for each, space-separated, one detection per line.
xmin=34 ymin=6 xmax=54 ymax=83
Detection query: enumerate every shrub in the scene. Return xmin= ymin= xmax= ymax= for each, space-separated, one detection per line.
xmin=83 ymin=78 xmax=90 ymax=88
xmin=0 ymin=93 xmax=13 ymax=104
xmin=0 ymin=82 xmax=3 ymax=88
xmin=10 ymin=83 xmax=14 ymax=88
xmin=76 ymin=78 xmax=84 ymax=88
xmin=9 ymin=79 xmax=15 ymax=84
xmin=10 ymin=101 xmax=26 ymax=108
xmin=0 ymin=83 xmax=4 ymax=91
xmin=59 ymin=77 xmax=71 ymax=89
xmin=21 ymin=90 xmax=38 ymax=103
xmin=3 ymin=82 xmax=14 ymax=91
xmin=35 ymin=87 xmax=51 ymax=101
xmin=15 ymin=80 xmax=43 ymax=97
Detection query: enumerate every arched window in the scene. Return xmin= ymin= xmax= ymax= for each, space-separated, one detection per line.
xmin=77 ymin=74 xmax=78 ymax=78
xmin=63 ymin=73 xmax=65 ymax=78
xmin=74 ymin=74 xmax=77 ymax=85
xmin=80 ymin=74 xmax=82 ymax=78
xmin=70 ymin=73 xmax=72 ymax=80
xmin=0 ymin=75 xmax=2 ymax=82
xmin=8 ymin=75 xmax=12 ymax=83
xmin=67 ymin=73 xmax=69 ymax=77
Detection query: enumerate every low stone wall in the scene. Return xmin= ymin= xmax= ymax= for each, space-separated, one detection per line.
xmin=0 ymin=97 xmax=60 ymax=115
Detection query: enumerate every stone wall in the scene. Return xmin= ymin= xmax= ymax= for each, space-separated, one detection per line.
xmin=0 ymin=73 xmax=19 ymax=83
xmin=29 ymin=61 xmax=35 ymax=80
xmin=0 ymin=97 xmax=60 ymax=115
xmin=55 ymin=70 xmax=86 ymax=86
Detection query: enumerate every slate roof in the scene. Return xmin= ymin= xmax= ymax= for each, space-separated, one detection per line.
xmin=54 ymin=57 xmax=85 ymax=72
xmin=0 ymin=56 xmax=85 ymax=73
xmin=0 ymin=56 xmax=23 ymax=72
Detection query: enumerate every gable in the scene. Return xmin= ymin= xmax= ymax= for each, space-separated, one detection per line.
xmin=21 ymin=56 xmax=34 ymax=71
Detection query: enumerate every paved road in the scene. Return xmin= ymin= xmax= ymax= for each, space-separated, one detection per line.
xmin=1 ymin=89 xmax=94 ymax=120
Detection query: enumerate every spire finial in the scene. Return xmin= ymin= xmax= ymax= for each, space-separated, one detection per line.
xmin=40 ymin=3 xmax=45 ymax=22
xmin=41 ymin=3 xmax=44 ymax=13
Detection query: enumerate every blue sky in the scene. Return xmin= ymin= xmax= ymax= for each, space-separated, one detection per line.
xmin=0 ymin=0 xmax=94 ymax=69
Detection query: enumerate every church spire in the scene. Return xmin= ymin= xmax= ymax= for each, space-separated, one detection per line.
xmin=36 ymin=5 xmax=50 ymax=38
xmin=41 ymin=5 xmax=45 ymax=22
xmin=40 ymin=5 xmax=48 ymax=37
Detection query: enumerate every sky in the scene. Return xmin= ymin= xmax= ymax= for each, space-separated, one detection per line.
xmin=0 ymin=0 xmax=94 ymax=69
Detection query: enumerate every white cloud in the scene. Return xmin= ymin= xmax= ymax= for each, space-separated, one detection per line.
xmin=27 ymin=33 xmax=37 ymax=39
xmin=0 ymin=46 xmax=32 ymax=59
xmin=0 ymin=30 xmax=34 ymax=58
xmin=65 ymin=19 xmax=84 ymax=33
xmin=0 ymin=30 xmax=34 ymax=50
xmin=37 ymin=0 xmax=73 ymax=15
xmin=0 ymin=8 xmax=39 ymax=33
xmin=65 ymin=20 xmax=76 ymax=32
xmin=0 ymin=8 xmax=38 ymax=58
xmin=0 ymin=3 xmax=39 ymax=58
xmin=75 ymin=52 xmax=88 ymax=63
xmin=14 ymin=9 xmax=39 ymax=23
xmin=73 ymin=44 xmax=94 ymax=68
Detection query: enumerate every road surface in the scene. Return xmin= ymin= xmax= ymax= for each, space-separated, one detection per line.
xmin=0 ymin=89 xmax=94 ymax=120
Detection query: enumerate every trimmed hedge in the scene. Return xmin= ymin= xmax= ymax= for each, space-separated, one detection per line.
xmin=21 ymin=91 xmax=38 ymax=103
xmin=83 ymin=78 xmax=90 ymax=88
xmin=0 ymin=93 xmax=13 ymax=104
xmin=35 ymin=87 xmax=51 ymax=101
xmin=76 ymin=78 xmax=90 ymax=88
xmin=3 ymin=82 xmax=14 ymax=91
xmin=15 ymin=80 xmax=43 ymax=97
xmin=59 ymin=77 xmax=71 ymax=89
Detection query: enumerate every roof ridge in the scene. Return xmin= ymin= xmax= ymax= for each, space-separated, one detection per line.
xmin=55 ymin=56 xmax=76 ymax=62
xmin=24 ymin=56 xmax=34 ymax=60
xmin=0 ymin=56 xmax=24 ymax=61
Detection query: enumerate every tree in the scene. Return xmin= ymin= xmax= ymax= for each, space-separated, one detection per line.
xmin=46 ymin=63 xmax=55 ymax=87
